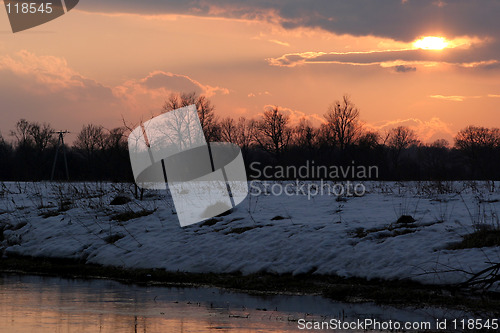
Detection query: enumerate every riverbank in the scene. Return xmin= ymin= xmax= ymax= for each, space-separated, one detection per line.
xmin=1 ymin=254 xmax=499 ymax=316
xmin=1 ymin=181 xmax=500 ymax=317
xmin=1 ymin=181 xmax=499 ymax=284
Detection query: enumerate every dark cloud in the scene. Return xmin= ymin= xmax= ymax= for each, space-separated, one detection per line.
xmin=0 ymin=67 xmax=122 ymax=139
xmin=394 ymin=65 xmax=416 ymax=73
xmin=80 ymin=0 xmax=500 ymax=42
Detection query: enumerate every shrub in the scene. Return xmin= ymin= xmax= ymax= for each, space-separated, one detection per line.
xmin=448 ymin=229 xmax=500 ymax=250
xmin=110 ymin=196 xmax=132 ymax=206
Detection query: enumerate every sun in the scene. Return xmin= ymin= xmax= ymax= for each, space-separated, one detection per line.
xmin=413 ymin=36 xmax=449 ymax=50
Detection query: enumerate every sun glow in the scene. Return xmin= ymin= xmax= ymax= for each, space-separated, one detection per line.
xmin=413 ymin=36 xmax=449 ymax=50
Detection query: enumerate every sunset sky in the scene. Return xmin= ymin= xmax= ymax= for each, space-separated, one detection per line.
xmin=1 ymin=0 xmax=499 ymax=144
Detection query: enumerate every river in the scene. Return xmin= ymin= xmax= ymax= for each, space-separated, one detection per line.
xmin=0 ymin=274 xmax=468 ymax=332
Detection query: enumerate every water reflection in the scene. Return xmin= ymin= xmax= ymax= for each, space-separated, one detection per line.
xmin=0 ymin=274 xmax=317 ymax=332
xmin=0 ymin=274 xmax=465 ymax=332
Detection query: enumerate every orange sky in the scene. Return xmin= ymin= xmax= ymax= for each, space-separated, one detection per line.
xmin=1 ymin=1 xmax=499 ymax=144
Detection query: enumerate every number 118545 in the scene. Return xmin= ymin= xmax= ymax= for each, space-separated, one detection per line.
xmin=5 ymin=2 xmax=53 ymax=14
xmin=452 ymin=319 xmax=499 ymax=330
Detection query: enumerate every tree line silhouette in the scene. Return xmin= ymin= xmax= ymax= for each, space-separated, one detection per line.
xmin=1 ymin=92 xmax=499 ymax=182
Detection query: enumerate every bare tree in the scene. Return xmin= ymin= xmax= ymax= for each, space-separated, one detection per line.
xmin=430 ymin=139 xmax=450 ymax=149
xmin=10 ymin=119 xmax=54 ymax=152
xmin=220 ymin=116 xmax=255 ymax=152
xmin=0 ymin=132 xmax=12 ymax=178
xmin=196 ymin=95 xmax=220 ymax=141
xmin=455 ymin=126 xmax=500 ymax=150
xmin=74 ymin=124 xmax=105 ymax=162
xmin=324 ymin=95 xmax=360 ymax=151
xmin=104 ymin=127 xmax=127 ymax=151
xmin=162 ymin=92 xmax=220 ymax=141
xmin=317 ymin=123 xmax=335 ymax=147
xmin=387 ymin=126 xmax=419 ymax=151
xmin=162 ymin=92 xmax=184 ymax=111
xmin=29 ymin=122 xmax=55 ymax=152
xmin=455 ymin=126 xmax=500 ymax=177
xmin=357 ymin=130 xmax=380 ymax=149
xmin=220 ymin=117 xmax=237 ymax=143
xmin=292 ymin=118 xmax=319 ymax=151
xmin=8 ymin=119 xmax=56 ymax=179
xmin=254 ymin=106 xmax=291 ymax=158
xmin=0 ymin=131 xmax=11 ymax=154
xmin=386 ymin=126 xmax=419 ymax=172
xmin=10 ymin=119 xmax=33 ymax=149
xmin=237 ymin=118 xmax=257 ymax=152
xmin=421 ymin=139 xmax=451 ymax=180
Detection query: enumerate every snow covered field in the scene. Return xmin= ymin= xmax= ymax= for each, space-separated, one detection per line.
xmin=1 ymin=181 xmax=499 ymax=289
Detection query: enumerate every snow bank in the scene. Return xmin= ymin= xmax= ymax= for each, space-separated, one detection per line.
xmin=1 ymin=181 xmax=499 ymax=288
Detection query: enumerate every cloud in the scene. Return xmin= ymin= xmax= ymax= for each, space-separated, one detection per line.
xmin=76 ymin=1 xmax=500 ymax=74
xmin=136 ymin=71 xmax=229 ymax=97
xmin=0 ymin=51 xmax=112 ymax=96
xmin=0 ymin=51 xmax=119 ymax=117
xmin=394 ymin=65 xmax=417 ymax=73
xmin=429 ymin=95 xmax=481 ymax=102
xmin=114 ymin=71 xmax=229 ymax=113
xmin=139 ymin=71 xmax=204 ymax=93
xmin=0 ymin=51 xmax=229 ymax=139
xmin=366 ymin=117 xmax=454 ymax=142
xmin=79 ymin=0 xmax=500 ymax=42
xmin=266 ymin=44 xmax=497 ymax=70
xmin=432 ymin=0 xmax=447 ymax=8
xmin=0 ymin=52 xmax=124 ymax=143
xmin=248 ymin=91 xmax=271 ymax=98
xmin=268 ymin=39 xmax=290 ymax=47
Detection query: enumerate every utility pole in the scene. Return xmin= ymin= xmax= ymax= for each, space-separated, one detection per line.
xmin=51 ymin=130 xmax=70 ymax=181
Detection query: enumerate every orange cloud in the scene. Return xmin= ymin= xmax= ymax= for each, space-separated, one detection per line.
xmin=430 ymin=95 xmax=482 ymax=102
xmin=0 ymin=51 xmax=230 ymax=139
xmin=268 ymin=39 xmax=290 ymax=47
xmin=248 ymin=91 xmax=271 ymax=98
xmin=266 ymin=36 xmax=490 ymax=70
xmin=114 ymin=71 xmax=229 ymax=114
xmin=365 ymin=117 xmax=454 ymax=143
xmin=134 ymin=70 xmax=228 ymax=97
xmin=0 ymin=50 xmax=104 ymax=94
